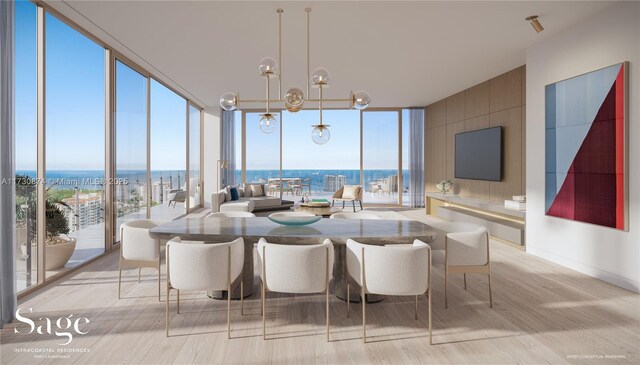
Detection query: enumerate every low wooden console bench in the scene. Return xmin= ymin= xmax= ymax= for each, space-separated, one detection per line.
xmin=426 ymin=192 xmax=525 ymax=247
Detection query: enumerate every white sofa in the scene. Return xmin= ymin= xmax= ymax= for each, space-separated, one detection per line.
xmin=211 ymin=183 xmax=282 ymax=213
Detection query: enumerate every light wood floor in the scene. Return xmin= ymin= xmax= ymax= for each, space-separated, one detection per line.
xmin=2 ymin=210 xmax=639 ymax=365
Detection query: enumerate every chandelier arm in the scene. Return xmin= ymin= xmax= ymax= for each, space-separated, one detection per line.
xmin=306 ymin=8 xmax=311 ymax=98
xmin=319 ymin=85 xmax=323 ymax=126
xmin=278 ymin=9 xmax=283 ymax=100
xmin=236 ymin=98 xmax=351 ymax=104
xmin=266 ymin=76 xmax=270 ymax=115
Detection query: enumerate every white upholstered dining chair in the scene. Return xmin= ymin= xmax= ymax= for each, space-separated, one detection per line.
xmin=165 ymin=237 xmax=244 ymax=338
xmin=207 ymin=211 xmax=256 ymax=218
xmin=119 ymin=220 xmax=165 ymax=301
xmin=445 ymin=227 xmax=493 ymax=309
xmin=256 ymin=238 xmax=334 ymax=341
xmin=346 ymin=239 xmax=432 ymax=344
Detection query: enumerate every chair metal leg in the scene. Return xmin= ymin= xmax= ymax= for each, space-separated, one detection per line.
xmin=359 ymin=200 xmax=363 ymax=211
xmin=347 ymin=283 xmax=350 ymax=318
xmin=488 ymin=273 xmax=493 ymax=308
xmin=117 ymin=264 xmax=122 ymax=299
xmin=165 ymin=287 xmax=170 ymax=337
xmin=138 ymin=267 xmax=141 ymax=283
xmin=158 ymin=262 xmax=161 ymax=302
xmin=362 ymin=284 xmax=366 ymax=343
xmin=464 ymin=273 xmax=467 ymax=290
xmin=262 ymin=282 xmax=266 ymax=340
xmin=227 ymin=279 xmax=231 ymax=339
xmin=352 ymin=201 xmax=356 ymax=212
xmin=177 ymin=289 xmax=180 ymax=314
xmin=240 ymin=280 xmax=244 ymax=316
xmin=342 ymin=201 xmax=345 ymax=209
xmin=428 ymin=287 xmax=432 ymax=345
xmin=415 ymin=295 xmax=418 ymax=320
xmin=331 ymin=200 xmax=334 ymax=207
xmin=326 ymin=288 xmax=330 ymax=342
xmin=444 ymin=266 xmax=448 ymax=309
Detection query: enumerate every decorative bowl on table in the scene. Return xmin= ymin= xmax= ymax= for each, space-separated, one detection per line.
xmin=267 ymin=215 xmax=322 ymax=226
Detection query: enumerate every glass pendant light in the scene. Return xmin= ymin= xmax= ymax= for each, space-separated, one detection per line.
xmin=311 ymin=124 xmax=330 ymax=144
xmin=220 ymin=92 xmax=238 ymax=111
xmin=258 ymin=57 xmax=278 ymax=77
xmin=284 ymin=87 xmax=304 ymax=112
xmin=351 ymin=90 xmax=371 ymax=110
xmin=259 ymin=113 xmax=277 ymax=134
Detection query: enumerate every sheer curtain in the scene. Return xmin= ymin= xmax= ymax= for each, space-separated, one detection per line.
xmin=220 ymin=110 xmax=236 ymax=188
xmin=0 ymin=0 xmax=16 ymax=326
xmin=409 ymin=108 xmax=425 ymax=208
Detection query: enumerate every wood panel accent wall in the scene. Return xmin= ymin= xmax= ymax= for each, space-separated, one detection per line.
xmin=425 ymin=65 xmax=526 ymax=202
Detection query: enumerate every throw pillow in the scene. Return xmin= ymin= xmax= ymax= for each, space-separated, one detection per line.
xmin=224 ymin=186 xmax=232 ymax=202
xmin=218 ymin=189 xmax=227 ymax=202
xmin=243 ymin=183 xmax=252 ymax=197
xmin=342 ymin=185 xmax=359 ymax=199
xmin=230 ymin=187 xmax=239 ymax=201
xmin=250 ymin=184 xmax=264 ymax=197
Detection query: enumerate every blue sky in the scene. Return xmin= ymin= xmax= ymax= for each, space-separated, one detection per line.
xmin=242 ymin=109 xmax=409 ymax=170
xmin=16 ymin=1 xmax=409 ymax=172
xmin=15 ymin=1 xmax=191 ymax=171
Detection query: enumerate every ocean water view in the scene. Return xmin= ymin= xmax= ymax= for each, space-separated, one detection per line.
xmin=16 ymin=169 xmax=410 ymax=193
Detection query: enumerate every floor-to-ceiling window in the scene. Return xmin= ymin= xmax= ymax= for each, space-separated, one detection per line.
xmin=233 ymin=110 xmax=243 ymax=184
xmin=150 ymin=79 xmax=186 ymax=219
xmin=245 ymin=111 xmax=281 ymax=195
xmin=362 ymin=110 xmax=402 ymax=205
xmin=13 ymin=3 xmax=203 ymax=295
xmin=188 ymin=104 xmax=201 ymax=209
xmin=282 ymin=109 xmax=360 ymax=199
xmin=402 ymin=109 xmax=410 ymax=205
xmin=45 ymin=12 xmax=105 ymax=276
xmin=15 ymin=0 xmax=38 ymax=291
xmin=115 ymin=61 xmax=148 ymax=241
xmin=237 ymin=108 xmax=406 ymax=205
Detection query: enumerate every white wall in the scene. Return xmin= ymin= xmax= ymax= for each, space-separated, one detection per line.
xmin=526 ymin=2 xmax=640 ymax=292
xmin=203 ymin=110 xmax=220 ymax=209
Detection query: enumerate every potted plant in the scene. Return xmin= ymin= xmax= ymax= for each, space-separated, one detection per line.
xmin=19 ymin=180 xmax=77 ymax=270
xmin=436 ymin=179 xmax=454 ymax=194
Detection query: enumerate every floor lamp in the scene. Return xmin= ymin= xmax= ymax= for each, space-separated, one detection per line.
xmin=217 ymin=159 xmax=229 ymax=193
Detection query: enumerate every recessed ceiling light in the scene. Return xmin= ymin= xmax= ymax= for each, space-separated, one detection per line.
xmin=525 ymin=15 xmax=544 ymax=33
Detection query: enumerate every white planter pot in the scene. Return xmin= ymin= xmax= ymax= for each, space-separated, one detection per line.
xmin=45 ymin=237 xmax=77 ymax=270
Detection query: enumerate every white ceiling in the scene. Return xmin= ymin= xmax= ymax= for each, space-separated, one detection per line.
xmin=47 ymin=1 xmax=618 ymax=114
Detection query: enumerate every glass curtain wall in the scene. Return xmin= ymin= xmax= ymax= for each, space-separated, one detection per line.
xmin=233 ymin=111 xmax=243 ymax=184
xmin=150 ymin=79 xmax=186 ymax=219
xmin=402 ymin=109 xmax=410 ymax=205
xmin=245 ymin=112 xmax=281 ymax=196
xmin=188 ymin=104 xmax=201 ymax=209
xmin=45 ymin=12 xmax=105 ymax=276
xmin=13 ymin=3 xmax=203 ymax=295
xmin=282 ymin=110 xmax=360 ymax=199
xmin=114 ymin=61 xmax=148 ymax=241
xmin=362 ymin=110 xmax=401 ymax=205
xmin=15 ymin=1 xmax=38 ymax=291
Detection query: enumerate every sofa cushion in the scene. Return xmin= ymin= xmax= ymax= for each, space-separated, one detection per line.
xmin=342 ymin=185 xmax=359 ymax=199
xmin=223 ymin=186 xmax=232 ymax=201
xmin=230 ymin=187 xmax=239 ymax=201
xmin=249 ymin=196 xmax=282 ymax=209
xmin=220 ymin=200 xmax=255 ymax=212
xmin=250 ymin=184 xmax=264 ymax=197
xmin=217 ymin=189 xmax=227 ymax=203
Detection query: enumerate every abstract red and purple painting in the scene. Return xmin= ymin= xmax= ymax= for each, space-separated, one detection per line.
xmin=545 ymin=63 xmax=627 ymax=230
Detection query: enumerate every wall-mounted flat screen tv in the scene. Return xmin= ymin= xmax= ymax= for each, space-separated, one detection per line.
xmin=455 ymin=126 xmax=503 ymax=181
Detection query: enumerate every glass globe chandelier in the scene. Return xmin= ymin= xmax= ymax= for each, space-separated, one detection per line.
xmin=219 ymin=8 xmax=371 ymax=144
